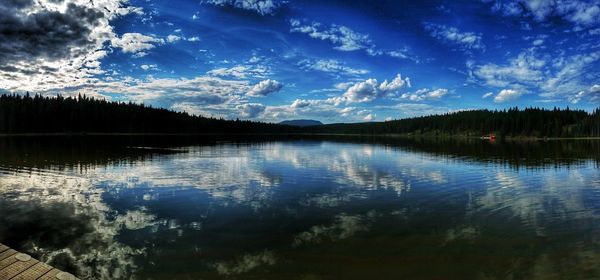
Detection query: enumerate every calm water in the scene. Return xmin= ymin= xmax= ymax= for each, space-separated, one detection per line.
xmin=1 ymin=136 xmax=600 ymax=279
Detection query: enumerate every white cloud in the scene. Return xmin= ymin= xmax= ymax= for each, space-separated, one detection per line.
xmin=335 ymin=82 xmax=354 ymax=90
xmin=111 ymin=33 xmax=164 ymax=56
xmin=258 ymin=98 xmax=373 ymax=123
xmin=298 ymin=59 xmax=369 ymax=76
xmin=568 ymin=90 xmax=586 ymax=104
xmin=166 ymin=34 xmax=181 ymax=43
xmin=472 ymin=51 xmax=545 ymax=87
xmin=207 ymin=65 xmax=270 ymax=79
xmin=343 ymin=74 xmax=411 ymax=103
xmin=204 ymin=0 xmax=284 ymax=15
xmin=482 ymin=92 xmax=494 ymax=99
xmin=291 ymin=99 xmax=311 ymax=109
xmin=541 ymin=51 xmax=600 ymax=98
xmin=400 ymin=88 xmax=449 ymax=101
xmin=362 ymin=113 xmax=375 ymax=121
xmin=472 ymin=49 xmax=600 ymax=103
xmin=423 ymin=23 xmax=485 ymax=51
xmin=98 ymin=75 xmax=251 ymax=105
xmin=290 ymin=19 xmax=374 ymax=52
xmin=289 ymin=19 xmax=417 ymax=61
xmin=494 ymin=89 xmax=523 ymax=103
xmin=568 ymin=84 xmax=600 ymax=103
xmin=376 ymin=103 xmax=454 ymax=117
xmin=140 ymin=64 xmax=158 ymax=71
xmin=247 ymin=79 xmax=283 ymax=97
xmin=489 ymin=0 xmax=600 ymax=27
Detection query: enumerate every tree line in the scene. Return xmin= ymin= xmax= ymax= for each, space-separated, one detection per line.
xmin=0 ymin=93 xmax=297 ymax=134
xmin=1 ymin=93 xmax=599 ymax=137
xmin=314 ymin=107 xmax=600 ymax=137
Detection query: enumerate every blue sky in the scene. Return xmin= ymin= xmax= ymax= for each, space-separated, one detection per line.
xmin=1 ymin=0 xmax=599 ymax=123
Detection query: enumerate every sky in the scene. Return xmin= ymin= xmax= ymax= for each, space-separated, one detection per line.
xmin=1 ymin=0 xmax=599 ymax=123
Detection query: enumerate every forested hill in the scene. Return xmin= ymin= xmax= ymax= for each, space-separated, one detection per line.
xmin=314 ymin=108 xmax=600 ymax=137
xmin=0 ymin=94 xmax=296 ymax=134
xmin=1 ymin=94 xmax=600 ymax=137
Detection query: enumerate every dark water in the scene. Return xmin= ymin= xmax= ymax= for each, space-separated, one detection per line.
xmin=1 ymin=136 xmax=600 ymax=279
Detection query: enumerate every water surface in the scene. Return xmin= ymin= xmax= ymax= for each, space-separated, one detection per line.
xmin=1 ymin=136 xmax=600 ymax=279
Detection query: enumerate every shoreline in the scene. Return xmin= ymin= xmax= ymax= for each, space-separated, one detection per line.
xmin=1 ymin=132 xmax=600 ymax=140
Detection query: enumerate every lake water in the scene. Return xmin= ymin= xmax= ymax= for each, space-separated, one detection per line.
xmin=1 ymin=136 xmax=600 ymax=279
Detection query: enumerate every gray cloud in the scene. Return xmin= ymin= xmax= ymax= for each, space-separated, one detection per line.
xmin=237 ymin=103 xmax=266 ymax=118
xmin=0 ymin=1 xmax=104 ymax=65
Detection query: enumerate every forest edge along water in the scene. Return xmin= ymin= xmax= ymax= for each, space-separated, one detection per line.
xmin=1 ymin=94 xmax=600 ymax=138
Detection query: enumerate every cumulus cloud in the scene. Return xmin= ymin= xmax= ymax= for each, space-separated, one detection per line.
xmin=247 ymin=79 xmax=283 ymax=97
xmin=400 ymin=88 xmax=449 ymax=101
xmin=494 ymin=89 xmax=523 ymax=103
xmin=0 ymin=0 xmax=143 ymax=93
xmin=423 ymin=23 xmax=485 ymax=51
xmin=236 ymin=103 xmax=266 ymax=118
xmin=258 ymin=98 xmax=372 ymax=123
xmin=203 ymin=0 xmax=284 ymax=15
xmin=362 ymin=113 xmax=375 ymax=121
xmin=0 ymin=1 xmax=105 ymax=65
xmin=111 ymin=33 xmax=164 ymax=56
xmin=343 ymin=74 xmax=411 ymax=103
xmin=291 ymin=99 xmax=311 ymax=109
xmin=166 ymin=34 xmax=181 ymax=43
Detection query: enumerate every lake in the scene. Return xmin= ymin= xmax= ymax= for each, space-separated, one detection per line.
xmin=1 ymin=136 xmax=600 ymax=279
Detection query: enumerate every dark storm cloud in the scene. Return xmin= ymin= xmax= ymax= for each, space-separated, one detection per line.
xmin=0 ymin=1 xmax=105 ymax=66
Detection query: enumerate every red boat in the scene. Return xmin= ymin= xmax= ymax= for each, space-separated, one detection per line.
xmin=480 ymin=134 xmax=496 ymax=140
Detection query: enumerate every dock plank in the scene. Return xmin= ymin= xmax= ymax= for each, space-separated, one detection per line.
xmin=0 ymin=248 xmax=17 ymax=262
xmin=11 ymin=262 xmax=53 ymax=280
xmin=0 ymin=255 xmax=38 ymax=279
xmin=37 ymin=268 xmax=61 ymax=280
xmin=0 ymin=244 xmax=9 ymax=253
xmin=0 ymin=252 xmax=19 ymax=271
xmin=0 ymin=243 xmax=79 ymax=280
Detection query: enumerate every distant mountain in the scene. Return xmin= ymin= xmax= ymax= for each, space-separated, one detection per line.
xmin=279 ymin=119 xmax=323 ymax=127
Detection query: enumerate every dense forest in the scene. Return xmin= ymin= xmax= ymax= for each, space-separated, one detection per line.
xmin=0 ymin=93 xmax=296 ymax=134
xmin=1 ymin=93 xmax=599 ymax=137
xmin=316 ymin=107 xmax=600 ymax=137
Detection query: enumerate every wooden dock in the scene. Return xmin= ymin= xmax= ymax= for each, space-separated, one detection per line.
xmin=0 ymin=243 xmax=78 ymax=280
